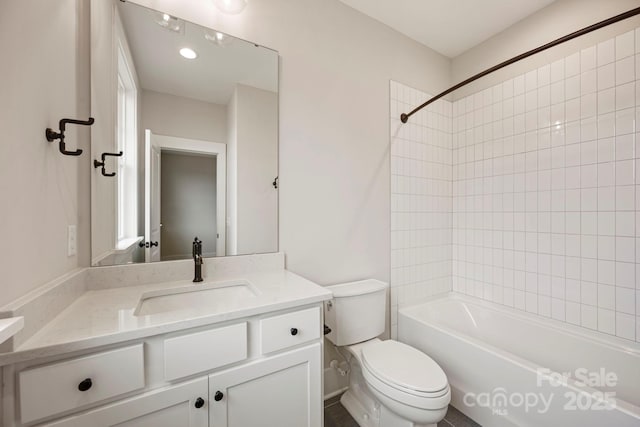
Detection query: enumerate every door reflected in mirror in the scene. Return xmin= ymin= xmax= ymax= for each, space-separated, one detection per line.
xmin=91 ymin=1 xmax=278 ymax=266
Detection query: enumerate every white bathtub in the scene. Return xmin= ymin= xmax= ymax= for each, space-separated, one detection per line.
xmin=398 ymin=293 xmax=640 ymax=427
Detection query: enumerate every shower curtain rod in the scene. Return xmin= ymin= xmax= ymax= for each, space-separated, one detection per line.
xmin=400 ymin=6 xmax=640 ymax=124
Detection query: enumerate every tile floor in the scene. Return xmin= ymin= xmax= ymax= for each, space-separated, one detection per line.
xmin=324 ymin=394 xmax=481 ymax=427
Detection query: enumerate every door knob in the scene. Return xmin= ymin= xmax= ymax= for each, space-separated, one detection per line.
xmin=290 ymin=328 xmax=298 ymax=336
xmin=214 ymin=391 xmax=224 ymax=401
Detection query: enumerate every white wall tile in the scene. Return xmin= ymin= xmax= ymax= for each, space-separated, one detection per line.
xmin=449 ymin=32 xmax=640 ymax=342
xmin=582 ymin=69 xmax=597 ymax=94
xmin=616 ymin=31 xmax=635 ymax=60
xmin=597 ymin=308 xmax=615 ymax=334
xmin=581 ymin=304 xmax=598 ymax=329
xmin=598 ymin=284 xmax=615 ymax=309
xmin=616 ymin=287 xmax=636 ymax=314
xmin=616 ymin=312 xmax=635 ymax=340
xmin=390 ymin=81 xmax=452 ymax=319
xmin=615 ymin=56 xmax=635 ymax=85
xmin=582 ymin=46 xmax=597 ymax=70
xmin=616 ymin=82 xmax=635 ymax=110
xmin=597 ymin=39 xmax=615 ymax=66
xmin=597 ymin=88 xmax=615 ymax=114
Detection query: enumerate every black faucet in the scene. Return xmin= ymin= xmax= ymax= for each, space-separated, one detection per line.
xmin=193 ymin=237 xmax=203 ymax=283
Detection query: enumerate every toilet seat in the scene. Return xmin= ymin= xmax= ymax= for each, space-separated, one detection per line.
xmin=360 ymin=340 xmax=450 ymax=410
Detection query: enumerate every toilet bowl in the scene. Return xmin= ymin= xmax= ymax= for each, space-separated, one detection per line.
xmin=340 ymin=339 xmax=450 ymax=427
xmin=325 ymin=280 xmax=450 ymax=427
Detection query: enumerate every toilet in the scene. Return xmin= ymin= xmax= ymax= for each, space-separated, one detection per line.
xmin=325 ymin=280 xmax=450 ymax=427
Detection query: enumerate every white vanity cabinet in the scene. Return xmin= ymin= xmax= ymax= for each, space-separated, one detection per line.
xmin=2 ymin=304 xmax=324 ymax=427
xmin=209 ymin=343 xmax=321 ymax=427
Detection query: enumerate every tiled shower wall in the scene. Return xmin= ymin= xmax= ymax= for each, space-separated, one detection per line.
xmin=390 ymin=81 xmax=452 ymax=338
xmin=452 ymin=29 xmax=640 ymax=341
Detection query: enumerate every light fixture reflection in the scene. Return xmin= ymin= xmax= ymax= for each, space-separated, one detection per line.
xmin=153 ymin=12 xmax=183 ymax=33
xmin=179 ymin=48 xmax=198 ymax=59
xmin=212 ymin=0 xmax=247 ymax=14
xmin=205 ymin=30 xmax=233 ymax=47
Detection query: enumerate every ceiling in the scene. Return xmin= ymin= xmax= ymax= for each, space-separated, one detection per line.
xmin=338 ymin=0 xmax=557 ymax=58
xmin=118 ymin=2 xmax=278 ymax=106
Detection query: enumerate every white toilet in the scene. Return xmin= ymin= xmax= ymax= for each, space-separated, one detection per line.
xmin=325 ymin=280 xmax=450 ymax=427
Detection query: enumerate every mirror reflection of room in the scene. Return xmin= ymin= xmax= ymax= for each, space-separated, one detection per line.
xmin=91 ymin=1 xmax=278 ymax=266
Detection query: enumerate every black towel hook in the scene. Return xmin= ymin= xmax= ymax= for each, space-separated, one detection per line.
xmin=94 ymin=151 xmax=123 ymax=177
xmin=46 ymin=117 xmax=95 ymax=156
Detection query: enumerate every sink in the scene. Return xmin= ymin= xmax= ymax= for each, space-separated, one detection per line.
xmin=134 ymin=280 xmax=259 ymax=316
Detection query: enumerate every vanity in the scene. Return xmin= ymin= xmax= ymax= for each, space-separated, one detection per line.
xmin=0 ymin=254 xmax=331 ymax=426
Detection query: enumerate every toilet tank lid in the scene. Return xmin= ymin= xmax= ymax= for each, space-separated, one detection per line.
xmin=327 ymin=279 xmax=388 ymax=298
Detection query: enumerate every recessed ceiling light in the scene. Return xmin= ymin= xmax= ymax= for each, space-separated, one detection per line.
xmin=179 ymin=48 xmax=198 ymax=59
xmin=212 ymin=0 xmax=247 ymax=14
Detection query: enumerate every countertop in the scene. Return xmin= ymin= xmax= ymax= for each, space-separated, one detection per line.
xmin=0 ymin=270 xmax=332 ymax=366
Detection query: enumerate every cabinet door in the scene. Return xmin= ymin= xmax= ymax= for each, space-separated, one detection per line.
xmin=209 ymin=343 xmax=322 ymax=427
xmin=43 ymin=377 xmax=208 ymax=427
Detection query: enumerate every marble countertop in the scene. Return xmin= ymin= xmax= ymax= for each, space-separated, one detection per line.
xmin=0 ymin=270 xmax=331 ymax=366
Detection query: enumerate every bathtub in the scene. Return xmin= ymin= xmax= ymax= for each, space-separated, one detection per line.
xmin=398 ymin=293 xmax=640 ymax=427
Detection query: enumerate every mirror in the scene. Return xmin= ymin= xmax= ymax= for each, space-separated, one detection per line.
xmin=91 ymin=1 xmax=278 ymax=266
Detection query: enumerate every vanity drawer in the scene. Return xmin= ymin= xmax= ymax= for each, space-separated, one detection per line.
xmin=19 ymin=344 xmax=145 ymax=424
xmin=164 ymin=322 xmax=247 ymax=381
xmin=260 ymin=307 xmax=321 ymax=354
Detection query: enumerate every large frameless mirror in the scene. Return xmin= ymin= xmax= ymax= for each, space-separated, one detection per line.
xmin=90 ymin=0 xmax=278 ymax=266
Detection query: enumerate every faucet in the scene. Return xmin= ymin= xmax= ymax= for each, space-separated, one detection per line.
xmin=192 ymin=237 xmax=204 ymax=283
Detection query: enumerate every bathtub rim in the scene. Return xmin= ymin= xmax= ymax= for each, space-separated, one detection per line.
xmin=399 ymin=292 xmax=640 ymax=355
xmin=398 ymin=292 xmax=640 ymax=418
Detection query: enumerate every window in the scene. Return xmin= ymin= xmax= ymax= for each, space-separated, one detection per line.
xmin=116 ymin=43 xmax=138 ymax=246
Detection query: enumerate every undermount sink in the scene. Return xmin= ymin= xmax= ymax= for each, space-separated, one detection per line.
xmin=133 ymin=280 xmax=260 ymax=316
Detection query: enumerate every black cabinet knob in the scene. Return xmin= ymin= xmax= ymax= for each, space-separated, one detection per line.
xmin=290 ymin=327 xmax=298 ymax=336
xmin=78 ymin=378 xmax=92 ymax=392
xmin=195 ymin=397 xmax=205 ymax=409
xmin=214 ymin=391 xmax=224 ymax=401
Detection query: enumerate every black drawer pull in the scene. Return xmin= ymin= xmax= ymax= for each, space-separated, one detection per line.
xmin=78 ymin=378 xmax=93 ymax=392
xmin=214 ymin=391 xmax=224 ymax=401
xmin=290 ymin=327 xmax=298 ymax=336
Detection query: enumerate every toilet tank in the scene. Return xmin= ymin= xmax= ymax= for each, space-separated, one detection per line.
xmin=324 ymin=279 xmax=388 ymax=346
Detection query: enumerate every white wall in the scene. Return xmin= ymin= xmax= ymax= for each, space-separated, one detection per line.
xmin=235 ymin=84 xmax=278 ymax=255
xmin=129 ymin=0 xmax=451 ymax=288
xmin=0 ymin=0 xmax=90 ymax=307
xmin=141 ymin=90 xmax=227 ymax=143
xmin=452 ymin=0 xmax=640 ymax=99
xmin=226 ymin=90 xmax=238 ymax=255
